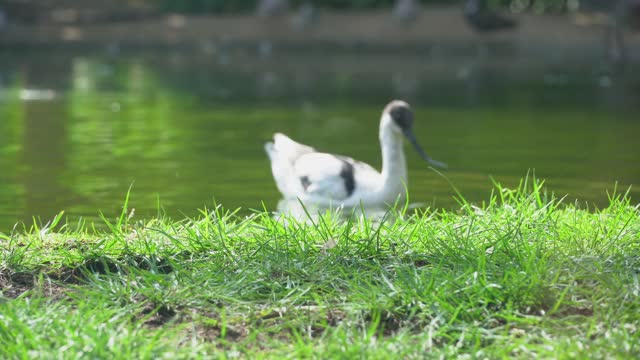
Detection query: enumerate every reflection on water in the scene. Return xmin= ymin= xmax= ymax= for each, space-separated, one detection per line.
xmin=274 ymin=198 xmax=401 ymax=224
xmin=0 ymin=48 xmax=639 ymax=233
xmin=273 ymin=197 xmax=437 ymax=226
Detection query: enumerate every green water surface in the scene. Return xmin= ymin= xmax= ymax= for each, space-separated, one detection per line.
xmin=1 ymin=48 xmax=638 ymax=232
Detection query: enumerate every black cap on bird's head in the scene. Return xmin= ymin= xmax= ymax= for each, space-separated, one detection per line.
xmin=384 ymin=100 xmax=448 ymax=170
xmin=385 ymin=100 xmax=414 ymax=131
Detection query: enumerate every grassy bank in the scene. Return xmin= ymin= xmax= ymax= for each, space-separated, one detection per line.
xmin=1 ymin=178 xmax=639 ymax=358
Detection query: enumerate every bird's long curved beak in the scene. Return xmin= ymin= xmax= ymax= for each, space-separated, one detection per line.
xmin=403 ymin=128 xmax=448 ymax=169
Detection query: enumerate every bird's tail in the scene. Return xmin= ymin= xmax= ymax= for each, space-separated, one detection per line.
xmin=266 ymin=133 xmax=314 ymax=164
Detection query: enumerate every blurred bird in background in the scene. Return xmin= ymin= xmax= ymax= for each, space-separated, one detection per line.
xmin=392 ymin=0 xmax=422 ymax=24
xmin=256 ymin=0 xmax=289 ymax=18
xmin=463 ymin=0 xmax=517 ymax=32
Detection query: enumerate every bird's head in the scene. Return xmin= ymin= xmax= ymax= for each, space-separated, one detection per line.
xmin=383 ymin=100 xmax=448 ymax=169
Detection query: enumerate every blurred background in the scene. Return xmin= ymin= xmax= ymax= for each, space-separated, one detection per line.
xmin=0 ymin=0 xmax=639 ymax=231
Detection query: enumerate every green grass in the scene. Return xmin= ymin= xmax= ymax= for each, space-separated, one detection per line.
xmin=1 ymin=177 xmax=639 ymax=358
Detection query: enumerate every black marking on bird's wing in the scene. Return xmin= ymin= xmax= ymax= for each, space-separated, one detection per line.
xmin=337 ymin=156 xmax=356 ymax=197
xmin=300 ymin=175 xmax=311 ymax=190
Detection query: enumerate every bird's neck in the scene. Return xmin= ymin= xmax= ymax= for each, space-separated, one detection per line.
xmin=378 ymin=126 xmax=408 ymax=202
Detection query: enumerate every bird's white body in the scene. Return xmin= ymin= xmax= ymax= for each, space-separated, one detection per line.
xmin=265 ymin=100 xmax=445 ymax=209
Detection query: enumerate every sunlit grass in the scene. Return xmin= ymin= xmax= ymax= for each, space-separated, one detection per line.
xmin=1 ymin=177 xmax=639 ymax=358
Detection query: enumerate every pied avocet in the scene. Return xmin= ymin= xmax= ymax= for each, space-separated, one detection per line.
xmin=264 ymin=100 xmax=446 ymax=209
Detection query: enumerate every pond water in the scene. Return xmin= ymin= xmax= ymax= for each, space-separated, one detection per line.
xmin=1 ymin=47 xmax=639 ymax=233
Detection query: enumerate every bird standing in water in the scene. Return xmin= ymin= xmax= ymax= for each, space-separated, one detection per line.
xmin=264 ymin=100 xmax=446 ymax=209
